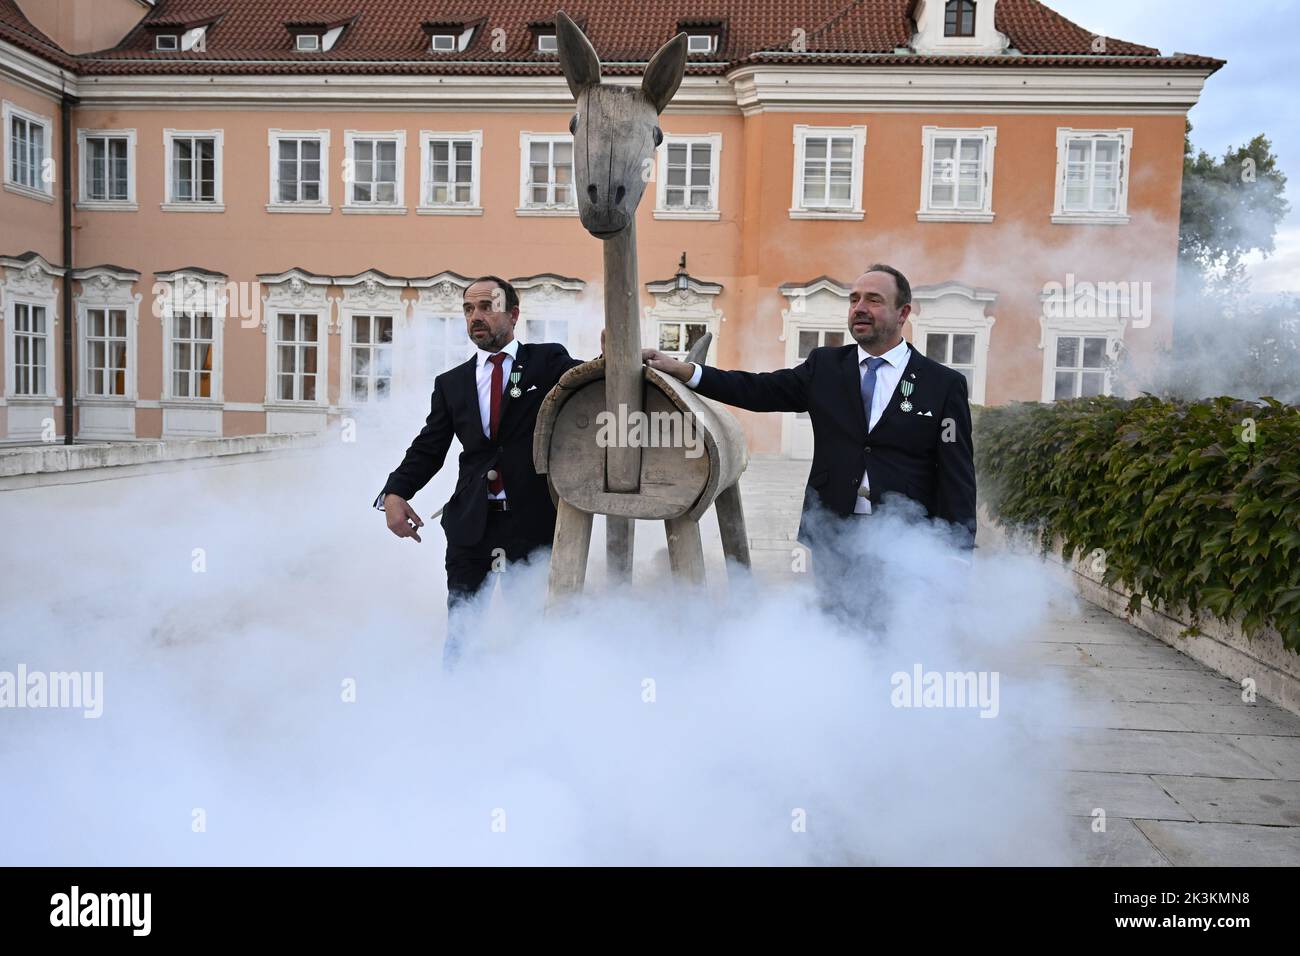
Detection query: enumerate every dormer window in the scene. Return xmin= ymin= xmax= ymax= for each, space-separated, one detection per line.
xmin=286 ymin=18 xmax=351 ymax=52
xmin=687 ymin=34 xmax=716 ymax=54
xmin=944 ymin=1 xmax=977 ymax=37
xmin=149 ymin=20 xmax=212 ymax=52
xmin=422 ymin=20 xmax=480 ymax=53
xmin=536 ymin=32 xmax=557 ymax=53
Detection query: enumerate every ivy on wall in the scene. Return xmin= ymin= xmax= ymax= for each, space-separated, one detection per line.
xmin=974 ymin=396 xmax=1300 ymax=652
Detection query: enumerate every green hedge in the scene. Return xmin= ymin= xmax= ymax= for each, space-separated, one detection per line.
xmin=975 ymin=396 xmax=1300 ymax=652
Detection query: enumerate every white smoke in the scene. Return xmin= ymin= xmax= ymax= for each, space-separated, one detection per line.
xmin=0 ymin=396 xmax=1080 ymax=864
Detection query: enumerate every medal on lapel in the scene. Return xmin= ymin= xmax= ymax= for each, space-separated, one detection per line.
xmin=508 ymin=369 xmax=523 ymax=399
xmin=899 ymin=380 xmax=914 ymax=413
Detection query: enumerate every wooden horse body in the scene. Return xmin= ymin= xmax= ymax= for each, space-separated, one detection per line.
xmin=535 ymin=11 xmax=751 ymax=602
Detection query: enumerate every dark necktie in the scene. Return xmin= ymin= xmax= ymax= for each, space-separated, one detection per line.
xmin=487 ymin=352 xmax=507 ymax=495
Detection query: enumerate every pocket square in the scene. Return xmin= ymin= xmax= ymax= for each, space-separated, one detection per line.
xmin=921 ymin=410 xmax=933 ymax=416
xmin=527 ymin=384 xmax=538 ymax=392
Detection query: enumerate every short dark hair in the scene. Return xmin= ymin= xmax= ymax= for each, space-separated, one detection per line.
xmin=466 ymin=275 xmax=519 ymax=313
xmin=863 ymin=263 xmax=911 ymax=309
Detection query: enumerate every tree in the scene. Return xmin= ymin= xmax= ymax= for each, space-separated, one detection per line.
xmin=1178 ymin=123 xmax=1289 ymax=297
xmin=1129 ymin=124 xmax=1300 ymax=402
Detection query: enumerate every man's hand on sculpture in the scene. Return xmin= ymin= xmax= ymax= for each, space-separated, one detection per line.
xmin=384 ymin=494 xmax=424 ymax=543
xmin=642 ymin=349 xmax=693 ymax=382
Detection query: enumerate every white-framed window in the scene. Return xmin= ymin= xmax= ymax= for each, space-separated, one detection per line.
xmin=518 ymin=133 xmax=576 ymax=215
xmin=84 ymin=308 xmax=130 ymax=396
xmin=790 ymin=125 xmax=866 ymax=220
xmin=295 ymin=33 xmax=321 ymax=51
xmin=344 ymin=130 xmax=406 ymax=213
xmin=163 ymin=129 xmax=224 ymax=211
xmin=77 ymin=129 xmax=136 ymax=209
xmin=155 ymin=34 xmax=179 ymax=51
xmin=273 ymin=312 xmax=324 ymax=402
xmin=72 ymin=268 xmax=141 ymax=439
xmin=778 ymin=278 xmax=849 ymax=458
xmin=658 ymin=320 xmax=708 ymax=359
xmin=4 ymin=101 xmax=53 ymax=200
xmin=924 ymin=333 xmax=976 ymax=390
xmin=945 ymin=0 xmax=977 ymax=37
xmin=427 ymin=313 xmax=472 ymax=375
xmin=431 ymin=34 xmax=455 ymax=51
xmin=267 ymin=129 xmax=330 ymax=213
xmin=918 ymin=126 xmax=996 ymax=222
xmin=687 ymin=34 xmax=717 ymax=54
xmin=513 ymin=276 xmax=585 ymax=351
xmin=2 ymin=255 xmax=63 ymax=412
xmin=1037 ymin=287 xmax=1124 ymax=403
xmin=655 ymin=133 xmax=722 ymax=220
xmin=1052 ymin=128 xmax=1133 ymax=225
xmin=909 ymin=282 xmax=997 ymax=405
xmin=644 ymin=275 xmax=723 ymax=365
xmin=1052 ymin=334 xmax=1110 ymax=400
xmin=11 ymin=302 xmax=51 ymax=396
xmin=347 ymin=314 xmax=393 ymax=403
xmin=170 ymin=308 xmax=217 ymax=399
xmin=536 ymin=33 xmax=557 ymax=53
xmin=419 ymin=131 xmax=481 ymax=214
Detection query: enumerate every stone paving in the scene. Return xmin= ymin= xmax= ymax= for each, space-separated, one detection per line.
xmin=737 ymin=455 xmax=1300 ymax=866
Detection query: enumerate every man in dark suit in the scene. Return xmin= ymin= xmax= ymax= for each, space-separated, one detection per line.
xmin=643 ymin=264 xmax=976 ymax=613
xmin=375 ymin=276 xmax=581 ymax=666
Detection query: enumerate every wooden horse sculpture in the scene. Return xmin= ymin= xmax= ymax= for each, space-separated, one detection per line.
xmin=534 ymin=11 xmax=751 ymax=605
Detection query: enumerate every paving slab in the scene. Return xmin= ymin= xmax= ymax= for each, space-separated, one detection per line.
xmin=1067 ymin=816 xmax=1171 ymax=866
xmin=1071 ymin=642 xmax=1207 ymax=670
xmin=1062 ymin=667 xmax=1251 ymax=706
xmin=1061 ymin=700 xmax=1300 ymax=736
xmin=1055 ymin=728 xmax=1277 ymax=779
xmin=1219 ymin=735 xmax=1300 ymax=781
xmin=1050 ymin=771 xmax=1195 ymax=822
xmin=1151 ymin=776 xmax=1300 ymax=826
xmin=1134 ymin=819 xmax=1300 ymax=867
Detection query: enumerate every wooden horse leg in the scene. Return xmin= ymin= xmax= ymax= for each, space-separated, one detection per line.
xmin=714 ymin=481 xmax=751 ymax=568
xmin=605 ymin=515 xmax=634 ymax=582
xmin=664 ymin=516 xmax=706 ymax=586
xmin=547 ymin=499 xmax=594 ymax=610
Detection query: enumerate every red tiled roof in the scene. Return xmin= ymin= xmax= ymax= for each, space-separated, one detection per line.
xmin=2 ymin=0 xmax=1225 ymax=75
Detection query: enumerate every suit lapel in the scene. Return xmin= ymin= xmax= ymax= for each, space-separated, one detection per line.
xmin=494 ymin=343 xmax=531 ymax=439
xmin=871 ymin=344 xmax=919 ymax=434
xmin=842 ymin=346 xmax=869 ymax=437
xmin=456 ymin=356 xmax=487 ymax=448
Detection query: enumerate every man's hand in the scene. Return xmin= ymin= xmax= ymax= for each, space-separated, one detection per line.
xmin=642 ymin=349 xmax=694 ymax=383
xmin=383 ymin=494 xmax=424 ymax=543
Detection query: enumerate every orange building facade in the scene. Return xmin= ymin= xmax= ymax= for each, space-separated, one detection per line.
xmin=0 ymin=0 xmax=1222 ymax=455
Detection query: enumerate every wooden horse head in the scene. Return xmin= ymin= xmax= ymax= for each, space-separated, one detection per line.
xmin=556 ymin=11 xmax=687 ymax=239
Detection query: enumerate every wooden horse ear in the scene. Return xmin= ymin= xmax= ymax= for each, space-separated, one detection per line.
xmin=641 ymin=32 xmax=687 ymax=113
xmin=555 ymin=11 xmax=601 ymax=99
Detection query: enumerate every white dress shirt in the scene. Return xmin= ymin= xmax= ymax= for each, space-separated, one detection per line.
xmin=852 ymin=337 xmax=910 ymax=513
xmin=683 ymin=336 xmax=911 ymax=515
xmin=475 ymin=338 xmax=519 ymax=500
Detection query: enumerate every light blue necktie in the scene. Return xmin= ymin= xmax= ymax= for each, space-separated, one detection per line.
xmin=861 ymin=356 xmax=885 ymax=431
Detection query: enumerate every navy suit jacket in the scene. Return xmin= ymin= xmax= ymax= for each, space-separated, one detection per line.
xmin=376 ymin=342 xmax=582 ymax=548
xmin=695 ymin=342 xmax=976 ymax=549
